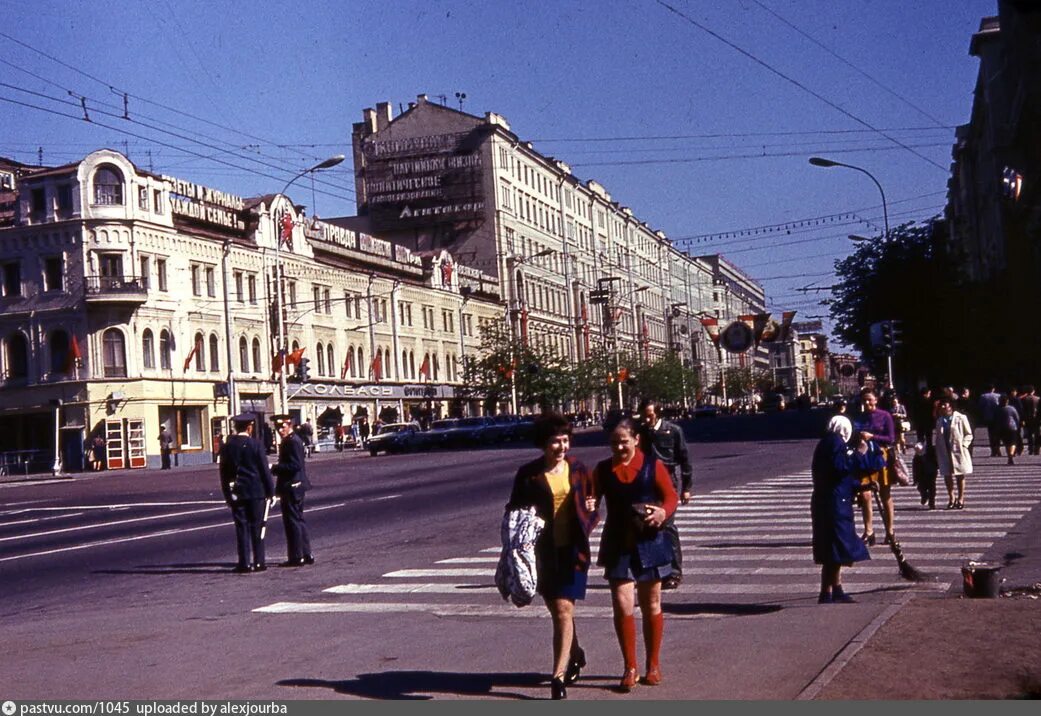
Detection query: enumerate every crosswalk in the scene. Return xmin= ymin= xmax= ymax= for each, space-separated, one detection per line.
xmin=254 ymin=462 xmax=1041 ymax=617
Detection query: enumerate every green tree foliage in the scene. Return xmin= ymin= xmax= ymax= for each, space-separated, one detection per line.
xmin=830 ymin=220 xmax=966 ymax=388
xmin=633 ymin=352 xmax=701 ymax=405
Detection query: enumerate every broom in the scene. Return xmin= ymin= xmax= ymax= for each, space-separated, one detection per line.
xmin=871 ymin=483 xmax=932 ymax=582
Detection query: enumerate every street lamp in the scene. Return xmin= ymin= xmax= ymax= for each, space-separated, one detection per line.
xmin=808 ymin=157 xmax=889 ymax=240
xmin=810 ymin=156 xmax=893 ymax=388
xmin=273 ymin=154 xmax=345 ymax=415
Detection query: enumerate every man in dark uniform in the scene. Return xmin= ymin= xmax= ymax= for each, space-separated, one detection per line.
xmin=218 ymin=413 xmax=274 ymax=573
xmin=271 ymin=415 xmax=314 ymax=567
xmin=639 ymin=399 xmax=693 ymax=590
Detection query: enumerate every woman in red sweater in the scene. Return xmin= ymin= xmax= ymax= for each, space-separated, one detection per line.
xmin=587 ymin=418 xmax=678 ymax=692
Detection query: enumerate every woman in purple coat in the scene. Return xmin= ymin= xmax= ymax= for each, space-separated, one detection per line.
xmin=812 ymin=416 xmax=876 ymax=603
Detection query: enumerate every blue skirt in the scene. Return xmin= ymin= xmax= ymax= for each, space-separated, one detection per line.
xmin=603 ymin=551 xmax=672 ymax=583
xmin=538 ymin=545 xmax=589 ymax=600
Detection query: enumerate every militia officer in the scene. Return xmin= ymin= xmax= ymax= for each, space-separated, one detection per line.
xmin=218 ymin=413 xmax=275 ymax=573
xmin=271 ymin=415 xmax=314 ymax=567
xmin=638 ymin=399 xmax=694 ymax=590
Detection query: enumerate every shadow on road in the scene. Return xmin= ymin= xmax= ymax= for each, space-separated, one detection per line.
xmin=663 ymin=602 xmax=783 ymax=617
xmin=94 ymin=562 xmax=235 ymax=575
xmin=277 ymin=671 xmax=546 ymax=700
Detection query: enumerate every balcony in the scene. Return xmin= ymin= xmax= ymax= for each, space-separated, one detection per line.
xmin=84 ymin=275 xmax=148 ymax=305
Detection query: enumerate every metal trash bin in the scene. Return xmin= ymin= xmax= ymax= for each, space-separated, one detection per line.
xmin=961 ymin=561 xmax=1002 ymax=598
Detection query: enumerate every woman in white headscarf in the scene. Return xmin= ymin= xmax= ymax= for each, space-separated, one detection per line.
xmin=811 ymin=415 xmax=874 ymax=603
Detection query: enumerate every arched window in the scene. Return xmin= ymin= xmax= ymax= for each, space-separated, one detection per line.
xmin=93 ymin=165 xmax=124 ymax=206
xmin=239 ymin=337 xmax=249 ymax=373
xmin=291 ymin=340 xmax=299 ymax=353
xmin=102 ymin=328 xmax=127 ymax=378
xmin=208 ymin=334 xmax=219 ymax=372
xmin=452 ymin=355 xmax=458 ymax=382
xmin=401 ymin=350 xmax=408 ymax=378
xmin=251 ymin=337 xmax=262 ymax=374
xmin=159 ymin=330 xmax=172 ymax=370
xmin=327 ymin=344 xmax=334 ymax=378
xmin=347 ymin=347 xmax=356 ymax=378
xmin=357 ymin=347 xmax=364 ymax=378
xmin=409 ymin=351 xmax=415 ymax=379
xmin=50 ymin=329 xmax=70 ymax=374
xmin=141 ymin=329 xmax=155 ymax=370
xmin=433 ymin=354 xmax=440 ymax=380
xmin=193 ymin=332 xmax=205 ymax=372
xmin=316 ymin=342 xmax=326 ymax=376
xmin=5 ymin=332 xmax=29 ymax=380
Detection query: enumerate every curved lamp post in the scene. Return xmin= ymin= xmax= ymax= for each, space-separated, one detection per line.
xmin=273 ymin=154 xmax=345 ymax=414
xmin=808 ymin=157 xmax=889 ymax=240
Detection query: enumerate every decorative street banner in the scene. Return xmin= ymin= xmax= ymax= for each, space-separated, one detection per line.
xmin=699 ymin=316 xmax=721 ymax=345
xmin=720 ymin=320 xmax=754 ymax=354
xmin=361 ymin=130 xmax=485 ymax=230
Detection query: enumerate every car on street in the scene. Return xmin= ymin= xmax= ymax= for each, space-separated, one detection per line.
xmin=421 ymin=418 xmax=468 ymax=449
xmin=457 ymin=416 xmax=498 ymax=446
xmin=762 ymin=392 xmax=787 ymax=413
xmin=489 ymin=414 xmax=521 ymax=442
xmin=693 ymin=404 xmax=720 ymax=418
xmin=366 ymin=422 xmax=425 ymax=456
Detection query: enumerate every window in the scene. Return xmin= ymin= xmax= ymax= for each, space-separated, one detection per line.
xmin=323 ymin=288 xmax=331 ymax=314
xmin=316 ymin=343 xmax=325 ymax=376
xmin=347 ymin=347 xmax=356 ymax=378
xmin=344 ymin=292 xmax=353 ymax=318
xmin=251 ymin=338 xmax=261 ymax=374
xmin=239 ymin=337 xmax=249 ymax=373
xmin=193 ymin=332 xmax=205 ymax=372
xmin=159 ymin=406 xmax=204 ymax=450
xmin=2 ymin=262 xmax=21 ymax=297
xmin=4 ymin=332 xmax=28 ymax=380
xmin=288 ymin=281 xmax=297 ymax=310
xmin=138 ymin=255 xmax=150 ymax=290
xmin=142 ymin=329 xmax=155 ymax=370
xmin=208 ymin=334 xmax=219 ymax=372
xmin=31 ymin=187 xmax=47 ymax=221
xmin=205 ymin=267 xmax=216 ymax=298
xmin=356 ymin=347 xmax=364 ymax=377
xmin=93 ymin=166 xmax=124 ymax=206
xmin=247 ymin=274 xmax=257 ymax=304
xmin=44 ymin=257 xmax=64 ymax=292
xmin=138 ymin=186 xmax=148 ymax=210
xmin=156 ymin=259 xmax=168 ymax=291
xmin=234 ymin=272 xmax=244 ymax=302
xmin=49 ymin=330 xmax=70 ymax=374
xmin=191 ymin=264 xmax=201 ymax=296
xmin=102 ymin=329 xmax=127 ymax=378
xmin=56 ymin=184 xmax=73 ymax=219
xmin=401 ymin=350 xmax=408 ymax=378
xmin=433 ymin=354 xmax=440 ymax=380
xmin=159 ymin=330 xmax=172 ymax=370
xmin=313 ymin=286 xmax=321 ymax=314
xmin=327 ymin=344 xmax=334 ymax=377
xmin=153 ymin=189 xmax=163 ymax=214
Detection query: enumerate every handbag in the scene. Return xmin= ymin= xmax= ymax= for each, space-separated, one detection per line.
xmin=892 ymin=451 xmax=911 ymax=486
xmin=630 ymin=502 xmax=662 ymax=537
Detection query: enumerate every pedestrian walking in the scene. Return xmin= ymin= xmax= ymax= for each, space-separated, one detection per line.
xmin=587 ymin=418 xmax=678 ymax=693
xmin=637 ymin=399 xmax=692 ymax=590
xmin=218 ymin=413 xmax=274 ymax=573
xmin=885 ymin=392 xmax=910 ymax=453
xmin=811 ymin=416 xmax=873 ymax=604
xmin=978 ymin=384 xmax=1001 ymax=456
xmin=912 ymin=387 xmax=933 ymax=447
xmin=1020 ymin=385 xmax=1040 ymax=455
xmin=358 ymin=417 xmax=370 ymax=447
xmin=334 ymin=423 xmax=345 ymax=452
xmin=997 ymin=394 xmax=1021 ymax=465
xmin=933 ymin=396 xmax=973 ymax=509
xmin=158 ymin=425 xmax=174 ymax=470
xmin=504 ymin=412 xmax=598 ymax=700
xmin=851 ymin=388 xmax=897 ymax=547
xmin=271 ymin=415 xmax=314 ymax=567
xmin=299 ymin=419 xmax=314 ymax=457
xmin=956 ymin=387 xmax=977 ymax=456
xmin=91 ymin=434 xmax=106 ymax=471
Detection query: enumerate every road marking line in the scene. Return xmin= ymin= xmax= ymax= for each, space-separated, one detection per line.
xmin=325 ymin=583 xmax=498 ymax=594
xmin=368 ymin=494 xmax=402 ymax=501
xmin=0 ymin=501 xmax=227 ymax=515
xmin=253 ymin=602 xmax=728 ymax=618
xmin=0 ymin=506 xmax=228 ymax=543
xmin=0 ymin=512 xmax=86 ymax=528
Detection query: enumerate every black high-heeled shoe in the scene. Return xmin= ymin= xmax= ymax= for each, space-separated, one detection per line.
xmin=551 ymin=676 xmax=567 ymax=700
xmin=564 ymin=647 xmax=586 ymax=685
xmin=861 ymin=531 xmax=876 ymax=546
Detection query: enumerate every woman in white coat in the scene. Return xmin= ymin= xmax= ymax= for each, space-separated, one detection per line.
xmin=933 ymin=396 xmax=974 ymax=509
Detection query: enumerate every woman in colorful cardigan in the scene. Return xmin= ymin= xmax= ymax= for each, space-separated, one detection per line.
xmin=506 ymin=412 xmax=598 ymax=700
xmin=587 ymin=418 xmax=678 ymax=693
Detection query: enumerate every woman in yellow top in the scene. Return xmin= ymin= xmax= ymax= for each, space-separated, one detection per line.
xmin=506 ymin=412 xmax=599 ymax=700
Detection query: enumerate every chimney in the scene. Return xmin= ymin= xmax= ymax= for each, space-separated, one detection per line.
xmin=361 ymin=108 xmax=378 ymax=135
xmin=416 ymin=93 xmax=428 ymax=104
xmin=375 ymin=102 xmax=393 ymax=131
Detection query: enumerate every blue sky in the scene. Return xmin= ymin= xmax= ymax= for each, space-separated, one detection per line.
xmin=0 ymin=0 xmax=995 ymax=344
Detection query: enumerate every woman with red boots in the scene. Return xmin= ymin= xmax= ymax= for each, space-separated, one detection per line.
xmin=587 ymin=418 xmax=678 ymax=693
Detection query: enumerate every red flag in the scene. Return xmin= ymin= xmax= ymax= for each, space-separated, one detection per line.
xmin=370 ymin=351 xmax=382 ymax=382
xmin=285 ymin=348 xmax=305 ymax=366
xmin=618 ymin=367 xmax=629 ymax=383
xmin=279 ymin=212 xmax=294 ymax=250
xmin=340 ymin=351 xmax=352 ymax=380
xmin=64 ymin=334 xmax=82 ymax=374
xmin=182 ymin=338 xmax=201 ymax=373
xmin=498 ymin=359 xmax=516 ymax=380
xmin=419 ymin=354 xmax=431 ymax=380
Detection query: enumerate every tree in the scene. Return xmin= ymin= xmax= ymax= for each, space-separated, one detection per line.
xmin=633 ymin=353 xmax=701 ymax=406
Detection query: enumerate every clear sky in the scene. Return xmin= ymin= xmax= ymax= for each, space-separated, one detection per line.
xmin=0 ymin=0 xmax=996 ymax=346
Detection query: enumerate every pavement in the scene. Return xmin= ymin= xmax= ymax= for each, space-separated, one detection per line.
xmin=4 ymin=427 xmax=1040 ymax=700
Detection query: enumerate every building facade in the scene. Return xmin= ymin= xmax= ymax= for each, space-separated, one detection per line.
xmin=0 ymin=149 xmax=499 ymax=471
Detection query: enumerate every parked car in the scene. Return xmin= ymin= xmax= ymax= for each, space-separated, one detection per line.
xmin=762 ymin=393 xmax=787 ymax=413
xmin=422 ymin=418 xmax=468 ymax=449
xmin=457 ymin=416 xmax=498 ymax=446
xmin=693 ymin=404 xmax=720 ymax=419
xmin=513 ymin=414 xmax=537 ymax=443
xmin=490 ymin=414 xmax=521 ymax=442
xmin=367 ymin=422 xmax=424 ymax=456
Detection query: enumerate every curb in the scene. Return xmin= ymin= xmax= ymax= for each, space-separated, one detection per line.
xmin=795 ymin=588 xmax=916 ymax=700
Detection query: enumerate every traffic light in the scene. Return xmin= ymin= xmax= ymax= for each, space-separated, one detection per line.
xmin=890 ymin=320 xmax=904 ymax=348
xmin=297 ymin=357 xmax=311 ymax=382
xmin=879 ymin=321 xmax=893 ymax=354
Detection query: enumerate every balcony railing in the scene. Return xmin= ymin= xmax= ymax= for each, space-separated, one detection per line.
xmin=84 ymin=275 xmax=148 ymax=304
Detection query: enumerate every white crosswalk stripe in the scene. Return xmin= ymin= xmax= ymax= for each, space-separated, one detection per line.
xmin=254 ymin=460 xmax=1039 ymax=616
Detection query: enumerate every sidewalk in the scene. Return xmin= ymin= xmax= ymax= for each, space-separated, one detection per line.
xmin=811 ymin=448 xmax=1041 ymax=700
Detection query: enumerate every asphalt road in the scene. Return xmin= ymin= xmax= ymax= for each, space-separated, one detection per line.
xmin=2 ymin=410 xmax=1033 ymax=700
